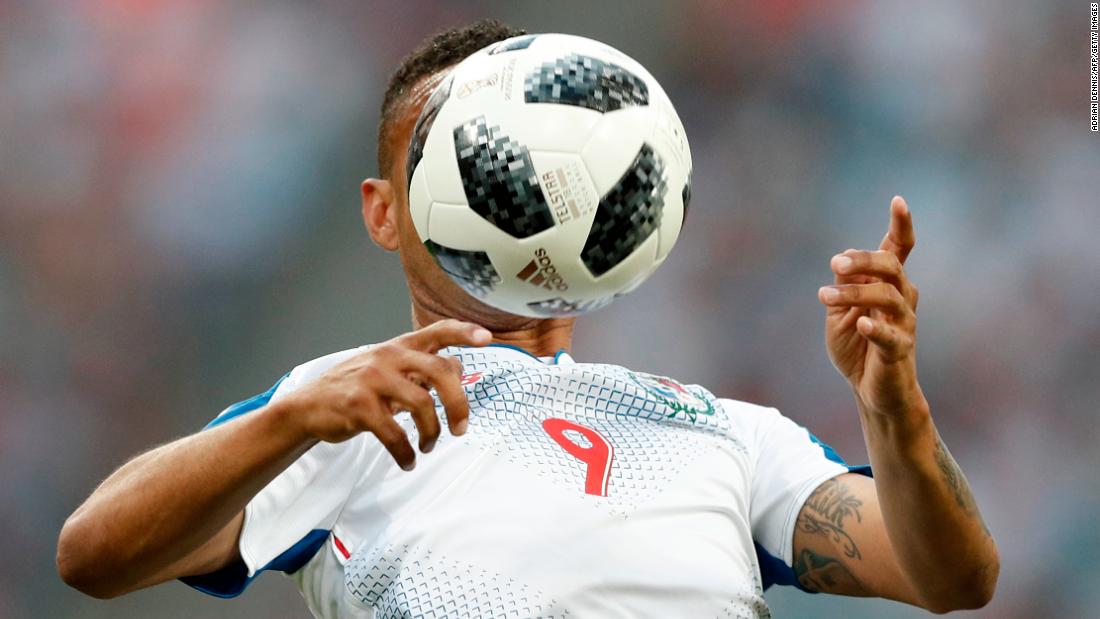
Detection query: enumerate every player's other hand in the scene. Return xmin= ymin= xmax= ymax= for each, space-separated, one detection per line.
xmin=281 ymin=319 xmax=492 ymax=470
xmin=818 ymin=196 xmax=927 ymax=419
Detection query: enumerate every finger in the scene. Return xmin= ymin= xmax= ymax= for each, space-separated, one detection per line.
xmin=831 ymin=248 xmax=873 ymax=286
xmin=831 ymin=249 xmax=905 ymax=289
xmin=856 ymin=316 xmax=913 ymax=360
xmin=383 ymin=376 xmax=441 ymax=454
xmin=831 ymin=249 xmax=918 ymax=310
xmin=819 ymin=282 xmax=912 ymax=318
xmin=878 ymin=196 xmax=916 ymax=264
xmin=390 ymin=349 xmax=470 ymax=437
xmin=372 ymin=415 xmax=417 ymax=471
xmin=399 ymin=319 xmax=492 ymax=353
xmin=442 ymin=354 xmax=463 ymax=376
xmin=436 ymin=372 xmax=470 ymax=437
xmin=405 ymin=355 xmax=464 ymax=382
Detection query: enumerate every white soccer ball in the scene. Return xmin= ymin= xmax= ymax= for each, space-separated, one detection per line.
xmin=406 ymin=33 xmax=692 ymax=317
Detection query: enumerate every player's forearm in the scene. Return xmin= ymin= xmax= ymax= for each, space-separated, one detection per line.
xmin=57 ymin=399 xmax=316 ymax=598
xmin=859 ymin=402 xmax=999 ymax=612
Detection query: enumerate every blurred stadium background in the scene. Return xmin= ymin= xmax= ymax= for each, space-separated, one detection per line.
xmin=2 ymin=0 xmax=1097 ymax=617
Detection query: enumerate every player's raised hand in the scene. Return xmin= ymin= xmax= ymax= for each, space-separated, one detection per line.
xmin=818 ymin=196 xmax=926 ymax=417
xmin=281 ymin=319 xmax=492 ymax=470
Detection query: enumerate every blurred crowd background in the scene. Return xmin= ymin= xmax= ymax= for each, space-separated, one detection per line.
xmin=2 ymin=0 xmax=1097 ymax=617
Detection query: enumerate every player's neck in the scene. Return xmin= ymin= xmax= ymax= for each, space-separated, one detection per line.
xmin=410 ymin=301 xmax=575 ymax=357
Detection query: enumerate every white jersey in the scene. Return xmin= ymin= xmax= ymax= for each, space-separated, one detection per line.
xmin=183 ymin=344 xmax=867 ymax=618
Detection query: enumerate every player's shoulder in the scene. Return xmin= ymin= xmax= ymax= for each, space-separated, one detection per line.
xmin=277 ymin=344 xmax=376 ymax=395
xmin=716 ymin=396 xmax=782 ymax=420
xmin=714 ymin=395 xmax=789 ymax=437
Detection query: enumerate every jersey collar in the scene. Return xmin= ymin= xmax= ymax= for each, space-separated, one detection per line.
xmin=481 ymin=343 xmax=575 ymax=365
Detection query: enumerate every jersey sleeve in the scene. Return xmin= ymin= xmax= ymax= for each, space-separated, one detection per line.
xmin=724 ymin=401 xmax=872 ymax=592
xmin=182 ymin=348 xmax=382 ymax=598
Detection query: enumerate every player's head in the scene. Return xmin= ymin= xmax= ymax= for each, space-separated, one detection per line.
xmin=361 ymin=20 xmax=574 ymax=333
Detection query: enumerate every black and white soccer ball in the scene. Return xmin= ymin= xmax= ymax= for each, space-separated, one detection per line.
xmin=407 ymin=33 xmax=692 ymax=317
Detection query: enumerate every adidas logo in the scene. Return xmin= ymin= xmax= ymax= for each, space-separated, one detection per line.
xmin=515 ymin=248 xmax=568 ymax=292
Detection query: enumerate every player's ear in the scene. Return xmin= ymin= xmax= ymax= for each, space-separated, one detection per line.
xmin=362 ymin=178 xmax=399 ymax=252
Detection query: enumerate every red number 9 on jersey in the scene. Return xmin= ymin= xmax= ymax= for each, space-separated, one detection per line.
xmin=542 ymin=418 xmax=615 ymax=497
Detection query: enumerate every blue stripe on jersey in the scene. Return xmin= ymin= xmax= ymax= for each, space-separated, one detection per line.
xmin=807 ymin=430 xmax=873 ymax=478
xmin=755 ymin=542 xmax=801 ymax=591
xmin=203 ymin=373 xmax=290 ymax=430
xmin=181 ymin=529 xmax=329 ymax=598
xmin=754 ymin=431 xmax=872 ymax=591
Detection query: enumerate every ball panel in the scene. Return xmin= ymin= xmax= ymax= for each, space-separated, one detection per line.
xmin=483 ymin=237 xmax=597 ymax=319
xmin=521 ymin=34 xmax=657 ymax=85
xmin=681 ymin=172 xmax=692 ymax=219
xmin=423 ymin=240 xmax=501 ymax=299
xmin=408 ymin=170 xmax=433 ymax=241
xmin=649 ymin=91 xmax=692 ymax=172
xmin=653 ymin=169 xmax=688 ymax=262
xmin=526 ymin=151 xmax=599 ymax=242
xmin=655 ymin=195 xmax=683 ymax=263
xmin=619 ymin=261 xmax=658 ymax=295
xmin=653 ymin=157 xmax=686 ymax=263
xmin=523 ymin=53 xmax=649 ymax=113
xmin=525 ymin=295 xmax=615 ymax=317
xmin=591 ymin=228 xmax=660 ymax=289
xmin=499 ymin=104 xmax=603 ymax=153
xmin=427 ymin=202 xmax=514 ymax=250
xmin=417 ymin=113 xmax=466 ymax=205
xmin=407 ymin=74 xmax=454 ymax=189
xmin=453 ymin=115 xmax=554 ymax=239
xmin=581 ymin=143 xmax=668 ymax=277
xmin=579 ymin=107 xmax=653 ymax=195
xmin=486 ymin=34 xmax=538 ymax=55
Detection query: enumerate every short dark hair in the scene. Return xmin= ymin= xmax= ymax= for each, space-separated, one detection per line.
xmin=377 ymin=19 xmax=525 ymax=181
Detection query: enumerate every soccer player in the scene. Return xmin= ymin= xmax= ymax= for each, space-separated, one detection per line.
xmin=57 ymin=20 xmax=998 ymax=618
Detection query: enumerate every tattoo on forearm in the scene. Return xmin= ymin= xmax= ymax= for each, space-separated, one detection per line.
xmin=793 ymin=548 xmax=865 ymax=594
xmin=933 ymin=434 xmax=991 ymax=535
xmin=793 ymin=479 xmax=868 ymax=594
xmin=804 ymin=478 xmax=863 ymax=528
xmin=796 ymin=512 xmax=861 ymax=559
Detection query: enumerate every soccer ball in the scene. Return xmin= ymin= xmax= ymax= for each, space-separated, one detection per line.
xmin=406 ymin=33 xmax=692 ymax=317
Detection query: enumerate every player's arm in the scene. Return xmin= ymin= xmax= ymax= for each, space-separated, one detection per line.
xmin=795 ymin=197 xmax=998 ymax=612
xmin=793 ymin=459 xmax=993 ymax=610
xmin=57 ymin=320 xmax=491 ymax=599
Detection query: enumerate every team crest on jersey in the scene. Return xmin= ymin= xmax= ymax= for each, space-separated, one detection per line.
xmin=630 ymin=372 xmax=716 ymax=423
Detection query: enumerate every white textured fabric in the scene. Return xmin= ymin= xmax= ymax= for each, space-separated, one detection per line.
xmin=235 ymin=344 xmax=849 ymax=618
